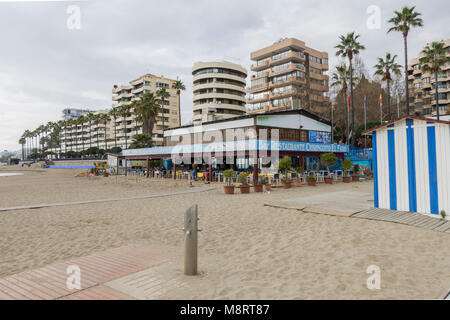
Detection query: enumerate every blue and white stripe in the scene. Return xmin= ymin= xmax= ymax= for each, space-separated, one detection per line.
xmin=373 ymin=118 xmax=450 ymax=216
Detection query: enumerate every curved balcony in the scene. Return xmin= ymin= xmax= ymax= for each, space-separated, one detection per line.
xmin=193 ymin=92 xmax=246 ymax=103
xmin=193 ymin=82 xmax=246 ymax=94
xmin=193 ymin=72 xmax=246 ymax=85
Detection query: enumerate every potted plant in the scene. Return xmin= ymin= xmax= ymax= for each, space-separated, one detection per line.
xmin=238 ymin=172 xmax=250 ymax=194
xmin=352 ymin=164 xmax=360 ymax=182
xmin=223 ymin=169 xmax=235 ymax=194
xmin=440 ymin=210 xmax=447 ymax=220
xmin=363 ymin=168 xmax=373 ymax=180
xmin=278 ymin=156 xmax=292 ymax=189
xmin=306 ymin=173 xmax=317 ymax=186
xmin=253 ymin=177 xmax=264 ymax=193
xmin=320 ymin=152 xmax=338 ymax=184
xmin=293 ymin=167 xmax=303 ymax=187
xmin=261 ymin=176 xmax=271 ymax=191
xmin=342 ymin=158 xmax=352 ymax=183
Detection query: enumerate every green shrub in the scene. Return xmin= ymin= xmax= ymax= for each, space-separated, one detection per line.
xmin=223 ymin=169 xmax=234 ymax=186
xmin=342 ymin=158 xmax=352 ymax=176
xmin=441 ymin=210 xmax=447 ymax=220
xmin=238 ymin=172 xmax=249 ymax=186
xmin=353 ymin=164 xmax=360 ymax=176
xmin=278 ymin=157 xmax=292 ymax=173
xmin=320 ymin=153 xmax=338 ymax=172
xmin=306 ymin=173 xmax=316 ymax=182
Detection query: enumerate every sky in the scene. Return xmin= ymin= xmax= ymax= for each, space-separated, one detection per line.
xmin=0 ymin=0 xmax=448 ymax=151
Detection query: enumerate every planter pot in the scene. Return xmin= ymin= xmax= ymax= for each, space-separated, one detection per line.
xmin=293 ymin=180 xmax=302 ymax=187
xmin=224 ymin=185 xmax=235 ymax=195
xmin=254 ymin=184 xmax=263 ymax=193
xmin=282 ymin=182 xmax=292 ymax=189
xmin=264 ymin=184 xmax=271 ymax=191
xmin=324 ymin=177 xmax=333 ymax=184
xmin=307 ymin=180 xmax=316 ymax=186
xmin=365 ymin=175 xmax=372 ymax=180
xmin=352 ymin=175 xmax=360 ymax=182
xmin=240 ymin=185 xmax=251 ymax=194
xmin=103 ymin=172 xmax=109 ymax=177
xmin=343 ymin=176 xmax=351 ymax=183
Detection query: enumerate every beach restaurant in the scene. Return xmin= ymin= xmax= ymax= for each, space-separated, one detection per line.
xmin=363 ymin=116 xmax=450 ymax=216
xmin=122 ymin=110 xmax=349 ymax=181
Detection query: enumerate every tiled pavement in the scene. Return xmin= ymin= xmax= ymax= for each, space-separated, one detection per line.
xmin=0 ymin=245 xmax=168 ymax=300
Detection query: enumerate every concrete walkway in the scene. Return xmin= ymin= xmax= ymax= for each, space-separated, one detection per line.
xmin=265 ymin=189 xmax=374 ymax=217
xmin=0 ymin=187 xmax=216 ymax=212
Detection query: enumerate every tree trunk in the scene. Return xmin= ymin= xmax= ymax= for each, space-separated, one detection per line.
xmin=177 ymin=91 xmax=181 ymax=125
xmin=435 ymin=72 xmax=440 ymax=120
xmin=64 ymin=127 xmax=67 ymax=157
xmin=404 ymin=35 xmax=410 ymax=115
xmin=387 ymin=80 xmax=391 ymax=121
xmin=96 ymin=122 xmax=100 ymax=150
xmin=114 ymin=116 xmax=117 ymax=148
xmin=104 ymin=122 xmax=108 ymax=151
xmin=124 ymin=119 xmax=128 ymax=149
xmin=349 ymin=58 xmax=354 ymax=145
xmin=89 ymin=121 xmax=92 ymax=150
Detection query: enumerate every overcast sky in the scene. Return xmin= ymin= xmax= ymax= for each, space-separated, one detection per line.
xmin=0 ymin=0 xmax=448 ymax=151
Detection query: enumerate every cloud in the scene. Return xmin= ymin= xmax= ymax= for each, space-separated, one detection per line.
xmin=0 ymin=0 xmax=449 ymax=151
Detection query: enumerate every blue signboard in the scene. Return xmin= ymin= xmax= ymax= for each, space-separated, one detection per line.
xmin=122 ymin=140 xmax=349 ymax=156
xmin=309 ymin=131 xmax=331 ymax=144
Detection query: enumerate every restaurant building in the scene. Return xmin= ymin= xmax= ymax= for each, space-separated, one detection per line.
xmin=121 ymin=110 xmax=349 ymax=181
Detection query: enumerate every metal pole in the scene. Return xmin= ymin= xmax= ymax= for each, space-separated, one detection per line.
xmin=331 ymin=104 xmax=334 ymax=144
xmin=184 ymin=204 xmax=199 ymax=276
xmin=397 ymin=94 xmax=400 ymax=118
xmin=364 ymin=96 xmax=367 ymax=149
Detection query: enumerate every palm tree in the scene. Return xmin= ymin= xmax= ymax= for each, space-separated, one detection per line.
xmin=85 ymin=112 xmax=95 ymax=151
xmin=118 ymin=105 xmax=130 ymax=149
xmin=388 ymin=6 xmax=424 ymax=116
xmin=172 ymin=79 xmax=185 ymax=125
xmin=19 ymin=136 xmax=26 ymax=160
xmin=374 ymin=53 xmax=403 ymax=121
xmin=75 ymin=115 xmax=86 ymax=154
xmin=129 ymin=134 xmax=153 ymax=149
xmin=156 ymin=88 xmax=170 ymax=133
xmin=67 ymin=119 xmax=76 ymax=153
xmin=134 ymin=92 xmax=161 ymax=138
xmin=109 ymin=107 xmax=120 ymax=149
xmin=93 ymin=113 xmax=102 ymax=151
xmin=335 ymin=32 xmax=365 ymax=144
xmin=37 ymin=124 xmax=46 ymax=154
xmin=100 ymin=113 xmax=111 ymax=151
xmin=23 ymin=129 xmax=32 ymax=160
xmin=61 ymin=120 xmax=69 ymax=156
xmin=330 ymin=64 xmax=353 ymax=143
xmin=55 ymin=121 xmax=65 ymax=158
xmin=420 ymin=42 xmax=450 ymax=120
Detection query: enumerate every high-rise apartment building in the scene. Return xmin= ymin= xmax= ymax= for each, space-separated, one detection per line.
xmin=62 ymin=108 xmax=93 ymax=120
xmin=192 ymin=61 xmax=247 ymax=123
xmin=112 ymin=73 xmax=181 ymax=146
xmin=247 ymin=38 xmax=329 ymax=115
xmin=408 ymin=39 xmax=450 ymax=116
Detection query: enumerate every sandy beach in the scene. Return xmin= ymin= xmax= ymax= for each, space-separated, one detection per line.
xmin=1 ymin=167 xmax=449 ymax=299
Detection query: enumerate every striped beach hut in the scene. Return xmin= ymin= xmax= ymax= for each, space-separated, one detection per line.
xmin=364 ymin=116 xmax=450 ymax=216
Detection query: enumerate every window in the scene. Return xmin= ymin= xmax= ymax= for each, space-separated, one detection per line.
xmin=272 ymin=50 xmax=291 ymax=61
xmin=309 ymin=67 xmax=322 ymax=74
xmin=156 ymin=82 xmax=169 ymax=88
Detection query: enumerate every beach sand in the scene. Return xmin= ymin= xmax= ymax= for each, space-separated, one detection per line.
xmin=0 ymin=167 xmax=449 ymax=299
